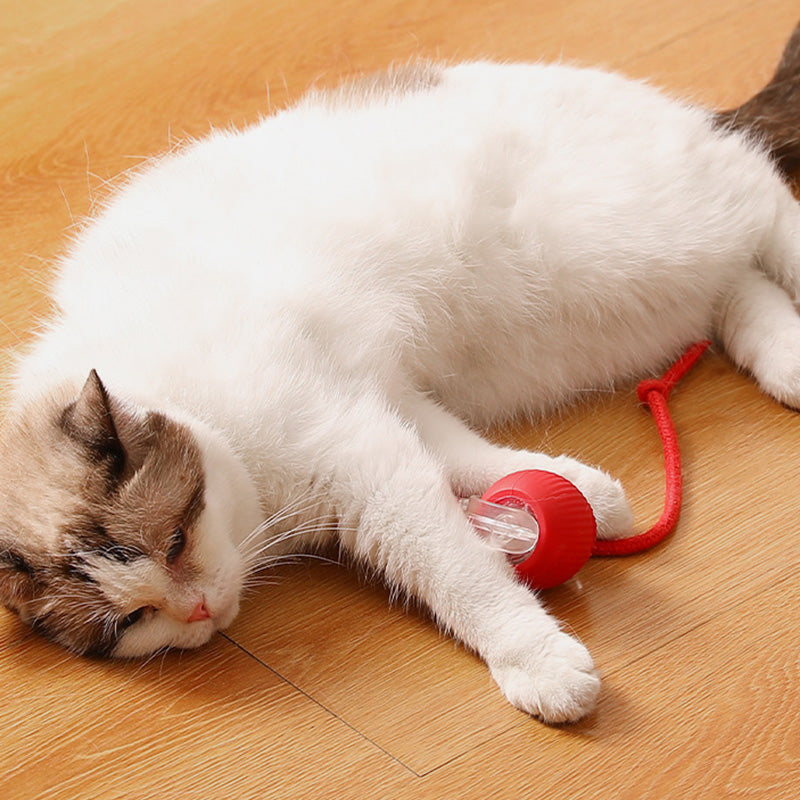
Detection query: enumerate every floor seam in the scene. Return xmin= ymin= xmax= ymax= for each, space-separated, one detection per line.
xmin=217 ymin=632 xmax=422 ymax=778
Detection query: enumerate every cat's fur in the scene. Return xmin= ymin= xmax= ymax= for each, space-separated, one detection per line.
xmin=3 ymin=26 xmax=800 ymax=723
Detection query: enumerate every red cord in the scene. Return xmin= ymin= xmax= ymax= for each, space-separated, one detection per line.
xmin=591 ymin=340 xmax=711 ymax=557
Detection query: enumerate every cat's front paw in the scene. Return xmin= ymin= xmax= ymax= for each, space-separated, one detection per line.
xmin=553 ymin=458 xmax=633 ymax=540
xmin=489 ymin=628 xmax=600 ymax=723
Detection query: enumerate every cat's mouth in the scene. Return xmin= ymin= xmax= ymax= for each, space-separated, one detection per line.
xmin=111 ymin=607 xmax=225 ymax=658
xmin=211 ymin=591 xmax=240 ymax=631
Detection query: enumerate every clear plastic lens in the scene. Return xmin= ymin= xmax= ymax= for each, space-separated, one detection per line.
xmin=463 ymin=496 xmax=539 ymax=562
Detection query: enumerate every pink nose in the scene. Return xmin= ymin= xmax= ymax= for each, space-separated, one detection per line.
xmin=187 ymin=599 xmax=211 ymax=622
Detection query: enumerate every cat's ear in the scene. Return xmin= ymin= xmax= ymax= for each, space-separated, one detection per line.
xmin=61 ymin=370 xmax=125 ymax=471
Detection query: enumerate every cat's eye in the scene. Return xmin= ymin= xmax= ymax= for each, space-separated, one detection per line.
xmin=166 ymin=527 xmax=187 ymax=564
xmin=120 ymin=607 xmax=147 ymax=629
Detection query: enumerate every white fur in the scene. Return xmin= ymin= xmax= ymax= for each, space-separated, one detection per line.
xmin=11 ymin=61 xmax=800 ymax=722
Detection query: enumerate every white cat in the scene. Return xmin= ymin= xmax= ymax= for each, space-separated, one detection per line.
xmin=2 ymin=29 xmax=800 ymax=724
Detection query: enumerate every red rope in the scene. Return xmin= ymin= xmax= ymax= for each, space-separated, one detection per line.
xmin=591 ymin=340 xmax=711 ymax=557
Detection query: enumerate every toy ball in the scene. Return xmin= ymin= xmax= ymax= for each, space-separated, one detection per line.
xmin=461 ymin=342 xmax=714 ymax=586
xmin=465 ymin=470 xmax=597 ymax=589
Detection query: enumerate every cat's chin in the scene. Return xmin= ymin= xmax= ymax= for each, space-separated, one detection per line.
xmin=112 ymin=614 xmax=220 ymax=658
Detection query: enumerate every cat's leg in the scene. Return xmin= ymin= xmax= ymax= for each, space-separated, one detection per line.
xmin=754 ymin=188 xmax=800 ymax=302
xmin=328 ymin=397 xmax=600 ymax=723
xmin=399 ymin=392 xmax=633 ymax=540
xmin=718 ymin=263 xmax=800 ymax=407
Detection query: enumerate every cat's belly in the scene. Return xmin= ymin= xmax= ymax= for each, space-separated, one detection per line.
xmin=408 ymin=277 xmax=717 ymax=425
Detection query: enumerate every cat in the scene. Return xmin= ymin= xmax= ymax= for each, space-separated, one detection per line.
xmin=2 ymin=25 xmax=800 ymax=725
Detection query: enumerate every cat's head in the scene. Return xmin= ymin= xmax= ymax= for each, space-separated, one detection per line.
xmin=0 ymin=371 xmax=256 ymax=657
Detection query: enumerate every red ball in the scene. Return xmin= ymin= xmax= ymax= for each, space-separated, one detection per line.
xmin=481 ymin=470 xmax=597 ymax=589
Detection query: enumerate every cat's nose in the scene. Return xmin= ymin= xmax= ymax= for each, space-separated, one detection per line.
xmin=187 ymin=598 xmax=211 ymax=622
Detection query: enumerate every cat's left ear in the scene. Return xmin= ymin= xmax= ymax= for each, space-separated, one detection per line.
xmin=61 ymin=370 xmax=125 ymax=470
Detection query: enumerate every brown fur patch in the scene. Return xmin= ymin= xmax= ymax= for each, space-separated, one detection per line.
xmin=715 ymin=21 xmax=800 ymax=176
xmin=101 ymin=412 xmax=205 ymax=561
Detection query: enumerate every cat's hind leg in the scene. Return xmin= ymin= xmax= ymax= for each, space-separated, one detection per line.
xmin=712 ymin=176 xmax=800 ymax=406
xmin=400 ymin=392 xmax=634 ymax=540
xmin=754 ymin=187 xmax=800 ymax=303
xmin=718 ymin=262 xmax=800 ymax=408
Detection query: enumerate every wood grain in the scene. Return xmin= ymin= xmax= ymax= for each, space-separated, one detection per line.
xmin=0 ymin=627 xmax=410 ymax=798
xmin=412 ymin=577 xmax=800 ymax=799
xmin=2 ymin=1 xmax=799 ymax=797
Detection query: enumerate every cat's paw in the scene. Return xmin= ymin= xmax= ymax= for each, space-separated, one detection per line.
xmin=753 ymin=340 xmax=800 ymax=409
xmin=456 ymin=447 xmax=634 ymax=540
xmin=489 ymin=628 xmax=600 ymax=724
xmin=553 ymin=458 xmax=633 ymax=540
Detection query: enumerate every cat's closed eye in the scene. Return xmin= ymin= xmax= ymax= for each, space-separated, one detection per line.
xmin=120 ymin=606 xmax=151 ymax=629
xmin=166 ymin=527 xmax=186 ymax=564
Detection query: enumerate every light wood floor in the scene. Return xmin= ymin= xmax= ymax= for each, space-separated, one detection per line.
xmin=2 ymin=1 xmax=799 ymax=797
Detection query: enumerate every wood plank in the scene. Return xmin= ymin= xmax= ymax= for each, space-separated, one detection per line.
xmin=620 ymin=0 xmax=800 ymax=105
xmin=226 ymin=561 xmax=524 ymax=775
xmin=411 ymin=576 xmax=800 ymax=797
xmin=0 ymin=620 xmax=410 ymax=799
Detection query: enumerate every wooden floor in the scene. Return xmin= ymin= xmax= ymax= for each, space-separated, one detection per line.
xmin=2 ymin=1 xmax=799 ymax=797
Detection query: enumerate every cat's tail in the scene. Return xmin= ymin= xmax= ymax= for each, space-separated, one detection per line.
xmin=715 ymin=20 xmax=800 ymax=176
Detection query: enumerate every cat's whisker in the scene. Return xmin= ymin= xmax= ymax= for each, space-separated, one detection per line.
xmin=126 ymin=645 xmax=170 ymax=680
xmin=256 ymin=494 xmax=330 ymax=532
xmin=239 ymin=523 xmax=318 ymax=559
xmin=263 ymin=551 xmax=340 ymax=568
xmin=157 ymin=645 xmax=171 ymax=680
xmin=237 ymin=491 xmax=323 ymax=549
xmin=240 ymin=576 xmax=284 ymax=594
xmin=240 ymin=526 xmax=341 ymax=571
xmin=239 ymin=543 xmax=344 ymax=585
xmin=239 ymin=514 xmax=338 ymax=560
xmin=238 ymin=517 xmax=357 ymax=576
